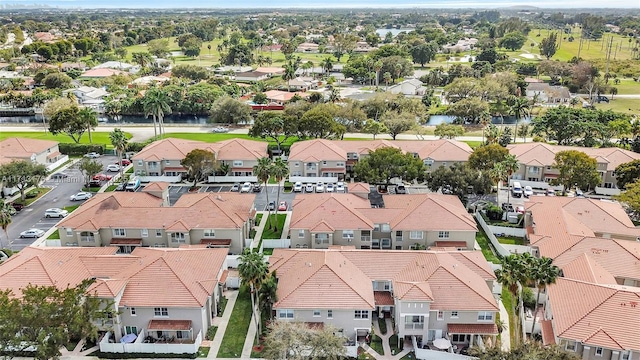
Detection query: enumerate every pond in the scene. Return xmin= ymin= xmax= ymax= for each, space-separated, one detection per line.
xmin=375 ymin=28 xmax=415 ymax=38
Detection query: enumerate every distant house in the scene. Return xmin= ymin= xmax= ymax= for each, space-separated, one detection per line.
xmin=234 ymin=71 xmax=270 ymax=82
xmin=287 ymin=77 xmax=318 ymax=91
xmin=129 ymin=75 xmax=171 ymax=87
xmin=296 ymin=42 xmax=319 ymax=53
xmin=64 ymin=86 xmax=109 ymax=112
xmin=525 ymin=83 xmax=571 ymax=105
xmin=80 ymin=68 xmax=127 ymax=79
xmin=255 ymin=67 xmax=285 ymax=76
xmin=443 ymin=38 xmax=478 ymax=52
xmin=93 ymin=61 xmax=139 ymax=73
xmin=353 ymin=41 xmax=378 ymax=53
xmin=0 ymin=137 xmax=67 ymax=171
xmin=61 ymin=62 xmax=88 ymax=71
xmin=388 ymin=78 xmax=426 ymax=96
xmin=264 ymin=90 xmax=309 ymax=104
xmin=33 ymin=31 xmax=58 ymax=43
xmin=213 ymin=65 xmax=252 ymax=74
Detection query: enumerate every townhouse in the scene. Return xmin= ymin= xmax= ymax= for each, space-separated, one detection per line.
xmin=287 ymin=139 xmax=473 ymax=183
xmin=131 ymin=138 xmax=268 ymax=183
xmin=56 ymin=187 xmax=255 ymax=255
xmin=0 ymin=137 xmax=67 ymax=171
xmin=269 ymin=248 xmax=499 ymax=348
xmin=524 ymin=196 xmax=640 ymax=360
xmin=289 ymin=193 xmax=477 ymax=250
xmin=508 ymin=143 xmax=640 ymax=195
xmin=0 ymin=246 xmax=228 ymax=355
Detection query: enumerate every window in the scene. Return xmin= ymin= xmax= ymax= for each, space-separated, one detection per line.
xmin=424 ymin=159 xmax=434 ymax=166
xmin=451 ymin=311 xmax=459 ymax=318
xmin=622 ymin=351 xmax=630 ymax=360
xmin=354 ymin=310 xmax=369 ymax=319
xmin=66 ymin=228 xmax=72 ymax=236
xmin=113 ymin=228 xmax=126 ymax=237
xmin=137 ymin=160 xmax=143 ymax=166
xmin=409 ymin=231 xmax=423 ymax=240
xmin=327 ymin=310 xmax=333 ymax=319
xmin=298 ymin=230 xmax=305 ymax=238
xmin=565 ymin=341 xmax=576 ymax=352
xmin=529 ymin=166 xmax=539 ymax=173
xmin=156 ymin=229 xmax=162 ymax=237
xmin=342 ymin=230 xmax=354 ymax=239
xmin=438 ymin=231 xmax=450 ymax=239
xmin=125 ymin=326 xmax=138 ymax=335
xmin=141 ymin=229 xmax=148 ymax=237
xmin=336 ymin=162 xmax=345 ymax=167
xmin=322 ymin=161 xmax=327 ymax=165
xmin=595 ymin=347 xmax=603 ymax=357
xmin=451 ymin=334 xmax=470 ymax=343
xmin=165 ymin=160 xmax=171 ymax=165
xmin=130 ymin=307 xmax=136 ymax=316
xmin=477 ymin=311 xmax=493 ymax=321
xmin=313 ymin=310 xmax=321 ymax=317
xmin=171 ymin=232 xmax=186 ymax=243
xmin=154 ymin=307 xmax=168 ymax=317
xmin=294 ymin=162 xmax=299 ymax=167
xmin=278 ymin=309 xmax=294 ymax=319
xmin=437 ymin=311 xmax=444 ymax=320
xmin=233 ymin=160 xmax=243 ymax=167
xmin=204 ymin=229 xmax=215 ymax=238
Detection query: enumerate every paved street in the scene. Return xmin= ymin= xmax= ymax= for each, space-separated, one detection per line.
xmin=5 ymin=155 xmax=119 ymax=250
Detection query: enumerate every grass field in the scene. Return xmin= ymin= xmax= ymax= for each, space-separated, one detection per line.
xmin=217 ymin=286 xmax=253 ymax=358
xmin=594 ymin=98 xmax=640 ymax=115
xmin=0 ymin=131 xmax=132 ymax=145
xmin=609 ymin=79 xmax=640 ymax=95
xmin=163 ymin=132 xmax=254 ymax=143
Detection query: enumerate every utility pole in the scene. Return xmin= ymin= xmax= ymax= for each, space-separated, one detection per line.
xmin=577 ymin=35 xmax=583 ymax=59
xmin=605 ymin=36 xmax=613 ymax=80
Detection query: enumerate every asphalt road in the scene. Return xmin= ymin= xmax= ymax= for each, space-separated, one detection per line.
xmin=5 ymin=155 xmax=119 ymax=250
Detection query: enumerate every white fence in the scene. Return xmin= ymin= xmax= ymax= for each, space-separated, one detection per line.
xmin=208 ymin=175 xmax=257 ymax=183
xmin=46 ymin=155 xmax=70 ymax=172
xmin=475 ymin=212 xmax=513 ymax=257
xmin=289 ymin=176 xmax=339 ymax=183
xmin=139 ymin=175 xmax=182 ymax=183
xmin=594 ymin=186 xmax=621 ymax=196
xmin=99 ymin=330 xmax=202 ymax=354
xmin=412 ymin=336 xmax=476 ymax=360
xmin=226 ymin=255 xmax=241 ymax=268
xmin=508 ymin=179 xmax=563 ymax=191
xmin=263 ymin=238 xmax=291 ymax=249
xmin=487 ymin=225 xmax=526 ymax=238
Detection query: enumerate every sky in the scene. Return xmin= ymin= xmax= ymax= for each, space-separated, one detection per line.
xmin=5 ymin=0 xmax=640 ymax=8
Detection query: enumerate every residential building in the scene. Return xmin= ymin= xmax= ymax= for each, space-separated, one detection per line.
xmin=80 ymin=68 xmax=127 ymax=78
xmin=263 ymin=90 xmax=309 ymax=104
xmin=254 ymin=67 xmax=285 ymax=76
xmin=0 ymin=137 xmax=67 ymax=171
xmin=234 ymin=71 xmax=270 ymax=82
xmin=131 ymin=138 xmax=268 ymax=183
xmin=64 ymin=86 xmax=109 ymax=112
xmin=388 ymin=78 xmax=427 ymax=96
xmin=289 ymin=193 xmax=477 ymax=250
xmin=93 ymin=61 xmax=140 ymax=73
xmin=508 ymin=142 xmax=640 ymax=195
xmin=287 ymin=139 xmax=473 ymax=183
xmin=0 ymin=246 xmax=228 ymax=355
xmin=287 ymin=77 xmax=319 ymax=91
xmin=525 ymin=83 xmax=571 ymax=105
xmin=269 ymin=248 xmax=499 ymax=347
xmin=56 ymin=190 xmax=255 ymax=255
xmin=296 ymin=42 xmax=320 ymax=53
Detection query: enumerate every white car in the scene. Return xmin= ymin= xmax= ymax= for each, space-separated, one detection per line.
xmin=305 ymin=183 xmax=315 ymax=192
xmin=44 ymin=208 xmax=69 ymax=218
xmin=84 ymin=152 xmax=101 ymax=158
xmin=293 ymin=182 xmax=303 ymax=192
xmin=336 ymin=182 xmax=345 ymax=193
xmin=106 ymin=164 xmax=121 ymax=172
xmin=70 ymin=192 xmax=92 ymax=201
xmin=523 ymin=186 xmax=533 ymax=198
xmin=326 ymin=183 xmax=334 ymax=192
xmin=546 ymin=188 xmax=556 ymax=196
xmin=211 ymin=126 xmax=229 ymax=133
xmin=20 ymin=228 xmax=45 ymax=238
xmin=316 ymin=182 xmax=325 ymax=193
xmin=240 ymin=182 xmax=252 ymax=193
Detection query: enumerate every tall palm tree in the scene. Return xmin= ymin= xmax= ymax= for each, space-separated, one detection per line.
xmin=321 ymin=57 xmax=334 ymax=77
xmin=253 ymin=157 xmax=273 ymax=228
xmin=0 ymin=200 xmax=12 ymax=249
xmin=282 ymin=61 xmax=296 ymax=91
xmin=270 ymin=158 xmax=289 ymax=232
xmin=502 ymin=154 xmax=520 ymax=206
xmin=383 ymin=72 xmax=392 ymax=90
xmin=258 ymin=273 xmax=278 ymax=320
xmin=529 ymin=257 xmax=560 ymax=334
xmin=142 ymin=87 xmax=171 ymax=139
xmin=78 ymin=107 xmax=98 ymax=144
xmin=109 ymin=128 xmax=129 ymax=182
xmin=495 ymin=254 xmax=528 ymax=346
xmin=508 ymin=96 xmax=531 ymax=143
xmin=373 ymin=60 xmax=383 ymax=89
xmin=238 ymin=249 xmax=269 ymax=345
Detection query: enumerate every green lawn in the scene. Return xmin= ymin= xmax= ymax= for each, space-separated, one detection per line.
xmin=497 ymin=236 xmax=526 ymax=245
xmin=47 ymin=230 xmax=60 ymax=239
xmin=197 ymin=347 xmax=210 ymax=358
xmin=217 ymin=286 xmax=253 ymax=358
xmin=610 ymin=79 xmax=640 ymax=95
xmin=594 ymin=97 xmax=640 ymax=115
xmin=0 ymin=131 xmax=132 ymax=145
xmin=475 ymin=226 xmax=501 ymax=264
xmin=501 ymin=287 xmax=517 ymax=346
xmin=14 ymin=187 xmax=51 ymax=206
xmin=63 ymin=205 xmax=81 ymax=213
xmin=370 ymin=335 xmax=385 ymax=356
xmin=261 ymin=214 xmax=286 ymax=240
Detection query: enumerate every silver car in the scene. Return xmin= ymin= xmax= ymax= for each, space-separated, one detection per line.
xmin=45 ymin=208 xmax=69 ymax=218
xmin=20 ymin=228 xmax=45 ymax=238
xmin=70 ymin=192 xmax=93 ymax=201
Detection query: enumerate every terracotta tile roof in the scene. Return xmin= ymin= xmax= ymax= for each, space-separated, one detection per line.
xmin=434 ymin=241 xmax=468 ymax=248
xmin=143 ymin=182 xmax=170 ymax=191
xmin=447 ymin=323 xmax=499 ymax=335
xmin=110 ymin=238 xmax=142 ymax=245
xmin=132 ymin=138 xmax=267 ymax=162
xmin=0 ymin=247 xmax=228 ymax=308
xmin=508 ymin=143 xmax=640 ymax=171
xmin=46 ymin=151 xmax=61 ymax=159
xmin=0 ymin=137 xmax=58 ymax=161
xmin=348 ymin=182 xmax=370 ymax=193
xmin=219 ymin=269 xmax=229 ymax=283
xmin=540 ymin=320 xmax=555 ymax=346
xmin=148 ymin=319 xmax=192 ymax=330
xmin=394 ymin=139 xmax=473 ymax=162
xmin=270 ymin=249 xmax=497 ymax=312
xmin=379 ymin=194 xmax=476 ymax=231
xmin=374 ymin=291 xmax=394 ymax=305
xmin=290 ymin=194 xmax=373 ymax=231
xmin=289 ymin=139 xmax=347 ymax=163
xmin=80 ymin=68 xmax=126 ymax=78
xmin=59 ymin=192 xmax=255 ymax=231
xmin=547 ymin=278 xmax=640 ymax=351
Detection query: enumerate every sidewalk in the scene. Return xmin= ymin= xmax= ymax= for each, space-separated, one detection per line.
xmin=241 ymin=311 xmax=258 ymax=358
xmin=499 ymin=298 xmax=511 ymax=351
xmin=207 ymin=290 xmax=239 ymax=358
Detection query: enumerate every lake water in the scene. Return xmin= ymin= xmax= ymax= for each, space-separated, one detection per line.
xmin=426 ymin=115 xmax=533 ymax=125
xmin=375 ymin=28 xmax=415 ymax=38
xmin=0 ymin=115 xmax=210 ymax=125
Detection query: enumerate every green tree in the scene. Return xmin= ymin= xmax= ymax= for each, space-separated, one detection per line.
xmin=253 ymin=157 xmax=273 ymax=225
xmin=495 ymin=254 xmax=529 ymax=346
xmin=131 ymin=52 xmax=153 ymax=67
xmin=381 ymin=112 xmax=415 ymax=140
xmin=181 ymin=149 xmax=217 ymax=189
xmin=468 ymin=143 xmax=510 ymax=171
xmin=354 ymin=147 xmax=425 ymax=185
xmin=363 ymin=119 xmax=388 ymax=140
xmin=447 ymin=97 xmax=490 ymax=124
xmin=410 ymin=42 xmax=437 ymax=67
xmin=0 ymin=200 xmax=13 ymax=249
xmin=426 ymin=163 xmax=492 ymax=200
xmin=529 ymin=257 xmax=560 ymax=335
xmin=263 ymin=321 xmax=346 ymax=360
xmin=499 ymin=31 xmax=526 ymax=51
xmin=253 ymin=92 xmax=268 ymax=104
xmin=539 ymin=32 xmax=559 ymax=59
xmin=171 ymin=64 xmax=209 ymax=81
xmin=332 ymin=33 xmax=358 ymax=61
xmin=142 ymin=87 xmax=172 ymax=138
xmin=109 ymin=128 xmax=129 ymax=182
xmin=0 ymin=160 xmax=47 ymax=202
xmin=614 ymin=159 xmax=640 ymax=190
xmin=434 ymin=123 xmax=465 ymax=139
xmin=78 ymin=158 xmax=103 ymax=187
xmin=270 ymin=158 xmax=289 ymax=232
xmin=614 ymin=179 xmax=640 ymax=217
xmin=78 ymin=107 xmax=98 ymax=143
xmin=0 ymin=279 xmax=113 ymax=360
xmin=517 ymin=123 xmax=530 ymax=143
xmin=552 ymin=150 xmax=601 ymax=194
xmin=209 ymin=96 xmax=252 ymax=125
xmin=148 ymin=38 xmax=169 ymax=57
xmin=43 ymin=72 xmax=72 ymax=89
xmin=476 ymin=47 xmax=498 ymax=64
xmin=258 ymin=273 xmax=278 ymax=320
xmin=249 ymin=112 xmax=296 ymax=152
xmin=471 ymin=342 xmax=580 ymax=360
xmin=298 ymin=106 xmax=345 ymax=139
xmin=49 ymin=106 xmax=96 ymax=143
xmin=238 ymin=249 xmax=269 ymax=345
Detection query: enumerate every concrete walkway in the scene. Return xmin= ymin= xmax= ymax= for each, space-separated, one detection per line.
xmin=499 ymin=298 xmax=511 ymax=351
xmin=241 ymin=311 xmax=259 ymax=358
xmin=367 ymin=317 xmax=412 ymax=360
xmin=208 ymin=290 xmax=239 ymax=358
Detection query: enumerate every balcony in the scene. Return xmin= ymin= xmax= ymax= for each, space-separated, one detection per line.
xmin=361 ymin=236 xmax=371 ymax=242
xmin=99 ymin=328 xmax=202 ymax=355
xmin=405 ymin=323 xmax=425 ymax=330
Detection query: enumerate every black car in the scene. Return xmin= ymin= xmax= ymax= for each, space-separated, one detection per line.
xmin=267 ymin=201 xmax=276 ymax=211
xmin=89 ymin=179 xmax=102 ymax=187
xmin=396 ymin=184 xmax=407 ymax=194
xmin=596 ymin=95 xmax=609 ymax=103
xmin=51 ymin=172 xmax=69 ymax=180
xmin=252 ymin=183 xmax=262 ymax=192
xmin=501 ymin=203 xmax=515 ymax=213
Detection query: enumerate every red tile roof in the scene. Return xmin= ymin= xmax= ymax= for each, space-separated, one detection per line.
xmin=0 ymin=137 xmax=58 ymax=162
xmin=508 ymin=143 xmax=640 ymax=171
xmin=374 ymin=291 xmax=394 ymax=305
xmin=447 ymin=323 xmax=498 ymax=335
xmin=132 ymin=138 xmax=267 ymax=162
xmin=80 ymin=68 xmax=126 ymax=78
xmin=540 ymin=320 xmax=555 ymax=346
xmin=148 ymin=319 xmax=192 ymax=330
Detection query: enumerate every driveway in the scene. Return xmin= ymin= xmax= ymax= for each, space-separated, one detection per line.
xmin=5 ymin=155 xmax=119 ymax=250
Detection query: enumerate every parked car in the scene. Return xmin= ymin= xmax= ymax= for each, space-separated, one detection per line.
xmin=116 ymin=159 xmax=132 ymax=166
xmin=267 ymin=201 xmax=276 ymax=211
xmin=523 ymin=185 xmax=533 ymax=198
xmin=515 ymin=206 xmax=525 ymax=214
xmin=326 ymin=183 xmax=335 ymax=192
xmin=84 ymin=152 xmax=101 ymax=158
xmin=125 ymin=178 xmax=141 ymax=192
xmin=396 ymin=184 xmax=407 ymax=194
xmin=11 ymin=202 xmax=24 ymax=212
xmin=595 ymin=95 xmax=609 ymax=103
xmin=88 ymin=179 xmax=102 ymax=187
xmin=106 ymin=164 xmax=121 ymax=172
xmin=252 ymin=183 xmax=262 ymax=192
xmin=305 ymin=183 xmax=314 ymax=192
xmin=115 ymin=183 xmax=126 ymax=191
xmin=211 ymin=126 xmax=229 ymax=133
xmin=278 ymin=201 xmax=288 ymax=211
xmin=70 ymin=192 xmax=92 ymax=201
xmin=316 ymin=182 xmax=325 ymax=193
xmin=336 ymin=182 xmax=345 ymax=193
xmin=546 ymin=188 xmax=556 ymax=196
xmin=240 ymin=182 xmax=252 ymax=193
xmin=511 ymin=181 xmax=523 ymax=198
xmin=293 ymin=182 xmax=303 ymax=192
xmin=576 ymin=188 xmax=584 ymax=197
xmin=45 ymin=208 xmax=69 ymax=218
xmin=502 ymin=203 xmax=515 ymax=213
xmin=92 ymin=174 xmax=113 ymax=181
xmin=20 ymin=228 xmax=45 ymax=238
xmin=230 ymin=183 xmax=240 ymax=192
xmin=51 ymin=172 xmax=69 ymax=180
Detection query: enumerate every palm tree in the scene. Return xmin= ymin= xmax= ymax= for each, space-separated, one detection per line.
xmin=78 ymin=107 xmax=98 ymax=143
xmin=238 ymin=249 xmax=269 ymax=345
xmin=373 ymin=60 xmax=383 ymax=89
xmin=495 ymin=254 xmax=528 ymax=346
xmin=383 ymin=72 xmax=392 ymax=90
xmin=0 ymin=200 xmax=12 ymax=249
xmin=258 ymin=273 xmax=278 ymax=320
xmin=282 ymin=61 xmax=296 ymax=91
xmin=508 ymin=96 xmax=531 ymax=143
xmin=109 ymin=128 xmax=129 ymax=182
xmin=321 ymin=57 xmax=334 ymax=77
xmin=529 ymin=257 xmax=560 ymax=334
xmin=270 ymin=158 xmax=289 ymax=232
xmin=253 ymin=157 xmax=273 ymax=228
xmin=502 ymin=154 xmax=520 ymax=206
xmin=142 ymin=87 xmax=171 ymax=139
